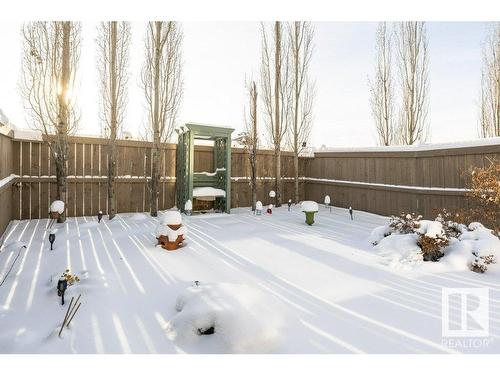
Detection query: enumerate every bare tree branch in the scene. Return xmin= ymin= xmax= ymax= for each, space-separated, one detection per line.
xmin=394 ymin=22 xmax=430 ymax=145
xmin=141 ymin=21 xmax=183 ymax=216
xmin=479 ymin=23 xmax=500 ymax=138
xmin=97 ymin=21 xmax=130 ymax=219
xmin=370 ymin=22 xmax=395 ymax=146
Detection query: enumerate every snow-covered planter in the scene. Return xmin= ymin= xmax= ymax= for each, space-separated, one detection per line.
xmin=301 ymin=201 xmax=319 ymax=225
xmin=49 ymin=200 xmax=65 ymax=219
xmin=167 ymin=283 xmax=288 ymax=353
xmin=156 ymin=210 xmax=187 ymax=251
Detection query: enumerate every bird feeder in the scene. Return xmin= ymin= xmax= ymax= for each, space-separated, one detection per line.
xmin=301 ymin=201 xmax=319 ymax=226
xmin=155 ymin=211 xmax=187 ymax=251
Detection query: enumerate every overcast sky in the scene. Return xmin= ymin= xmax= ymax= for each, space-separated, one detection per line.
xmin=0 ymin=21 xmax=491 ymax=147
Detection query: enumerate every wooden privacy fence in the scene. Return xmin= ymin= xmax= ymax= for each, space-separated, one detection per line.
xmin=1 ymin=131 xmax=499 ymax=238
xmin=4 ymin=135 xmax=304 ymax=222
xmin=303 ymin=142 xmax=500 ymax=218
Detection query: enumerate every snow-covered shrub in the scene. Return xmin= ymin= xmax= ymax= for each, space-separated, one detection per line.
xmin=470 ymin=254 xmax=495 ymax=273
xmin=417 ymin=234 xmax=448 ymax=262
xmin=457 ymin=159 xmax=500 ymax=235
xmin=435 ymin=209 xmax=467 ymax=238
xmin=389 ymin=213 xmax=422 ymax=234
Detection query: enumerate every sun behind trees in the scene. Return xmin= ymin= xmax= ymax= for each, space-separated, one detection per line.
xmin=20 ymin=21 xmax=81 ymax=223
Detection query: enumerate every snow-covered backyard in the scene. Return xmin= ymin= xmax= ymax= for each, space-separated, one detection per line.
xmin=0 ymin=206 xmax=499 ymax=354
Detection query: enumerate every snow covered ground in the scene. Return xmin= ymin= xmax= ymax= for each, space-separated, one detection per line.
xmin=0 ymin=206 xmax=499 ymax=354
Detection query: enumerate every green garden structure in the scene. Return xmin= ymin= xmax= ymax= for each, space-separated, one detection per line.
xmin=176 ymin=123 xmax=234 ymax=214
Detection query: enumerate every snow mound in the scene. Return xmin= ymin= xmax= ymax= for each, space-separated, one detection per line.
xmin=417 ymin=220 xmax=445 ymax=238
xmin=301 ymin=201 xmax=319 ymax=212
xmin=161 ymin=210 xmax=182 ymax=226
xmin=368 ymin=225 xmax=393 ymax=245
xmin=49 ymin=200 xmax=65 ymax=214
xmin=167 ymin=283 xmax=288 ymax=353
xmin=375 ymin=233 xmax=423 ymax=270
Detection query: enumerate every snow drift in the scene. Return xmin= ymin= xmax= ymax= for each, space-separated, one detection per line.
xmin=166 ymin=283 xmax=289 ymax=353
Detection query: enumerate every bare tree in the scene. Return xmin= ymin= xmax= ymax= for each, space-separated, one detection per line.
xmin=288 ymin=21 xmax=314 ymax=203
xmin=20 ymin=22 xmax=81 ymax=223
xmin=370 ymin=22 xmax=395 ymax=146
xmin=141 ymin=21 xmax=183 ymax=217
xmin=394 ymin=22 xmax=429 ymax=145
xmin=479 ymin=23 xmax=500 ymax=138
xmin=239 ymin=79 xmax=259 ymax=211
xmin=97 ymin=21 xmax=130 ymax=220
xmin=260 ymin=22 xmax=291 ymax=207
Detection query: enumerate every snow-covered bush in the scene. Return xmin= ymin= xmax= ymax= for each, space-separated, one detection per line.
xmin=435 ymin=209 xmax=467 ymax=238
xmin=389 ymin=213 xmax=422 ymax=234
xmin=167 ymin=283 xmax=289 ymax=353
xmin=417 ymin=234 xmax=448 ymax=262
xmin=470 ymin=254 xmax=496 ymax=273
xmin=371 ymin=211 xmax=500 ymax=272
xmin=453 ymin=159 xmax=500 ymax=235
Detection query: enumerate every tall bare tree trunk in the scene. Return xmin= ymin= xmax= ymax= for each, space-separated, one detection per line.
xmin=107 ymin=22 xmax=118 ymax=219
xmin=274 ymin=22 xmax=282 ymax=207
xmin=150 ymin=22 xmax=162 ymax=217
xmin=250 ymin=81 xmax=258 ymax=211
xmin=55 ymin=22 xmax=71 ymax=223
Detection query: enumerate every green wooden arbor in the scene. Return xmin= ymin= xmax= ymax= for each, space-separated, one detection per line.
xmin=176 ymin=123 xmax=234 ymax=214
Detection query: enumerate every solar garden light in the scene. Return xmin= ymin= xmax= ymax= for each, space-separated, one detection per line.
xmin=49 ymin=232 xmax=56 ymax=251
xmin=97 ymin=210 xmax=103 ymax=223
xmin=267 ymin=204 xmax=273 ymax=214
xmin=324 ymin=195 xmax=331 ymax=212
xmin=255 ymin=201 xmax=263 ymax=216
xmin=349 ymin=206 xmax=353 ymax=220
xmin=287 ymin=199 xmax=292 ymax=211
xmin=301 ymin=201 xmax=319 ymax=226
xmin=57 ymin=275 xmax=68 ymax=305
xmin=184 ymin=199 xmax=193 ymax=216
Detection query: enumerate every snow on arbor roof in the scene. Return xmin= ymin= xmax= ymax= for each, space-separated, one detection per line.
xmin=301 ymin=201 xmax=319 ymax=212
xmin=193 ymin=187 xmax=226 ymax=198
